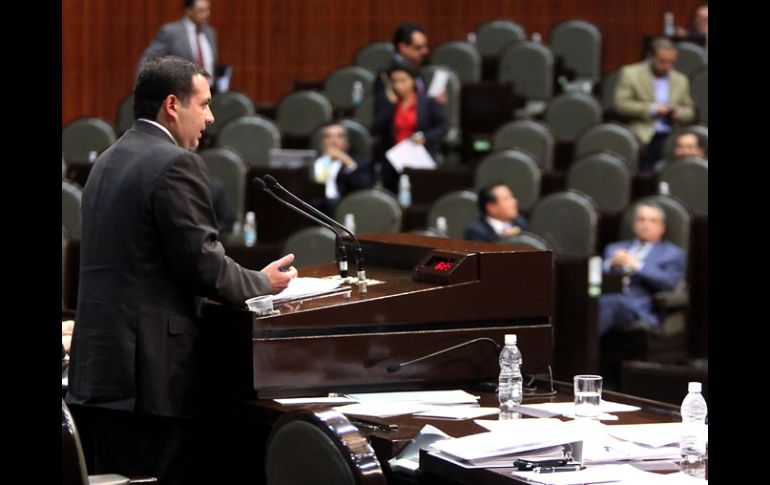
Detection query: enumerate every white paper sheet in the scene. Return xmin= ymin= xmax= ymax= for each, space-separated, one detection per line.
xmin=604 ymin=422 xmax=708 ymax=449
xmin=345 ymin=390 xmax=479 ymax=405
xmin=427 ymin=69 xmax=449 ymax=98
xmin=414 ymin=406 xmax=499 ymax=420
xmin=272 ymin=277 xmax=347 ymax=304
xmin=385 ymin=139 xmax=437 ymax=173
xmin=517 ymin=400 xmax=641 ymax=417
xmin=333 ymin=402 xmax=432 ymax=418
xmin=274 ymin=396 xmax=358 ymax=405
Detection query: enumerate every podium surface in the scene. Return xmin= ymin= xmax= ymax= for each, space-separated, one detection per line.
xmin=203 ymin=233 xmax=555 ymax=398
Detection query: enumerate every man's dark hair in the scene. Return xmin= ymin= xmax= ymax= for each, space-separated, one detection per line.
xmin=183 ymin=0 xmax=196 ymax=9
xmin=477 ymin=182 xmax=509 ymax=214
xmin=649 ymin=36 xmax=676 ymax=56
xmin=392 ymin=22 xmax=426 ymax=48
xmin=134 ymin=56 xmax=209 ymax=120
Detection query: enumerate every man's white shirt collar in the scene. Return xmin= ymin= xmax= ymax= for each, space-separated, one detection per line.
xmin=137 ymin=119 xmax=177 ymax=145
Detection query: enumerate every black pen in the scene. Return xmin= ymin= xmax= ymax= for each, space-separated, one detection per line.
xmin=349 ymin=417 xmax=399 ymax=432
xmin=533 ymin=465 xmax=585 ymax=473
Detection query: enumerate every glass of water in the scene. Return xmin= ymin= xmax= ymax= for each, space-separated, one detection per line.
xmin=574 ymin=375 xmax=602 ymax=418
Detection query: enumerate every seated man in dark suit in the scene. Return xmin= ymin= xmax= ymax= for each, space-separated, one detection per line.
xmin=653 ymin=131 xmax=706 ymax=173
xmin=312 ymin=121 xmax=373 ymax=215
xmin=599 ymin=202 xmax=686 ymax=336
xmin=464 ymin=183 xmax=529 ymax=242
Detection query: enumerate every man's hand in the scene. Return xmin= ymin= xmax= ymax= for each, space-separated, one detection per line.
xmin=325 ymin=148 xmax=355 ymax=167
xmin=655 ymin=103 xmax=671 ymax=117
xmin=609 ymin=249 xmax=639 ymax=271
xmin=261 ymin=253 xmax=298 ymax=293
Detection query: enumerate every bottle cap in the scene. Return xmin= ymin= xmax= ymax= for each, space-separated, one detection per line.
xmin=688 ymin=382 xmax=701 ymax=393
xmin=505 ymin=334 xmax=517 ymax=345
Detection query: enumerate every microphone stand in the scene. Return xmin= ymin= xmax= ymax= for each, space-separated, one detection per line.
xmin=253 ymin=177 xmax=349 ymax=278
xmin=263 ymin=174 xmax=368 ymax=293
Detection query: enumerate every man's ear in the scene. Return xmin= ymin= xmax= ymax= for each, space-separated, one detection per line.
xmin=163 ymin=95 xmax=179 ymax=122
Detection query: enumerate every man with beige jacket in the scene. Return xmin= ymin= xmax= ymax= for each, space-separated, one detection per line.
xmin=614 ymin=37 xmax=695 ymax=172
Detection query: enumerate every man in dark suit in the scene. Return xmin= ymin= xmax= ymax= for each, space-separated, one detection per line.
xmin=66 ymin=56 xmax=297 ymax=485
xmin=312 ymin=121 xmax=373 ymax=215
xmin=136 ymin=1 xmax=217 ymax=86
xmin=464 ymin=183 xmax=529 ymax=242
xmin=599 ymin=202 xmax=686 ymax=335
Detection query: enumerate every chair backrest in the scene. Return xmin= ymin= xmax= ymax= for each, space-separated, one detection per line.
xmin=116 ymin=93 xmax=135 ymax=134
xmin=498 ymin=41 xmax=554 ymax=101
xmin=543 ymin=92 xmax=603 ymax=143
xmin=265 ymin=407 xmax=387 ymax=485
xmin=324 ymin=66 xmax=376 ymax=112
xmin=334 ymin=189 xmax=402 ymax=234
xmin=62 ymin=117 xmax=117 ymax=163
xmin=354 ymin=41 xmax=395 ymax=74
xmin=282 ymin=227 xmax=337 ymax=268
xmin=431 ymin=41 xmax=482 ymax=83
xmin=62 ymin=400 xmax=89 ymax=485
xmin=619 ymin=195 xmax=691 ymax=254
xmin=574 ymin=122 xmax=640 ymax=172
xmin=492 ymin=119 xmax=555 ymax=171
xmin=198 ymin=147 xmax=247 ymax=223
xmin=309 ymin=118 xmax=373 ymax=161
xmin=420 ymin=65 xmax=462 ymax=135
xmin=497 ymin=230 xmax=552 ymax=250
xmin=353 ymin=95 xmax=374 ymax=129
xmin=207 ymin=91 xmax=256 ymax=139
xmin=427 ymin=190 xmax=480 ymax=240
xmin=474 ymin=20 xmax=527 ymax=57
xmin=599 ymin=68 xmax=621 ymax=114
xmin=530 ymin=191 xmax=598 ymax=257
xmin=660 ymin=158 xmax=708 ymax=217
xmin=62 ymin=180 xmax=82 ymax=241
xmin=566 ymin=152 xmax=632 ymax=213
xmin=474 ymin=149 xmax=541 ymax=212
xmin=549 ymin=20 xmax=603 ymax=81
xmin=215 ymin=115 xmax=281 ymax=167
xmin=690 ymin=67 xmax=708 ymax=124
xmin=277 ymin=90 xmax=334 ymax=138
xmin=663 ymin=124 xmax=708 ymax=160
xmin=674 ymin=41 xmax=708 ymax=78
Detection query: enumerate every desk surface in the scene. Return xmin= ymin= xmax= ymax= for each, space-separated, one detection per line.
xmin=243 ymin=380 xmax=696 ymax=484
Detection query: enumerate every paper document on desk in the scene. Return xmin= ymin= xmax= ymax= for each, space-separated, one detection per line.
xmin=272 ymin=277 xmax=348 ymax=304
xmin=517 ymin=399 xmax=641 ymax=417
xmin=274 ymin=396 xmax=358 ymax=405
xmin=431 ymin=418 xmax=582 ymax=463
xmin=389 ymin=424 xmax=452 ymax=475
xmin=414 ymin=406 xmax=498 ymax=420
xmin=385 ymin=139 xmax=437 ymax=173
xmin=603 ymin=422 xmax=708 ymax=449
xmin=511 ymin=463 xmax=661 ymax=485
xmin=345 ymin=389 xmax=479 ymax=405
xmin=334 ymin=402 xmax=433 ymax=418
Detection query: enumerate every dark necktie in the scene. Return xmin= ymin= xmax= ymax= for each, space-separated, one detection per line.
xmin=195 ymin=28 xmax=205 ymax=67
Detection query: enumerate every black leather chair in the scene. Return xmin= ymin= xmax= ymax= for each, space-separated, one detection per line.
xmin=600 ymin=195 xmax=693 ymax=385
xmin=265 ymin=407 xmax=387 ymax=485
xmin=62 ymin=400 xmax=157 ymax=485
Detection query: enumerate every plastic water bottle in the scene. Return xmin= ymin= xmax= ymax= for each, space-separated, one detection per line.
xmin=398 ymin=174 xmax=412 ymax=208
xmin=658 ymin=181 xmax=670 ymax=195
xmin=344 ymin=213 xmax=356 ymax=234
xmin=351 ymin=81 xmax=364 ymax=106
xmin=498 ymin=334 xmax=523 ymax=419
xmin=435 ymin=216 xmax=448 ymax=237
xmin=243 ymin=211 xmax=257 ymax=247
xmin=680 ymin=382 xmax=708 ymax=464
xmin=531 ymin=32 xmax=542 ymax=44
xmin=664 ymin=12 xmax=675 ymax=36
xmin=88 ymin=150 xmax=98 ymax=163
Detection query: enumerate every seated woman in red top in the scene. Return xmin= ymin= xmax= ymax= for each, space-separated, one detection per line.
xmin=372 ymin=64 xmax=447 ymax=194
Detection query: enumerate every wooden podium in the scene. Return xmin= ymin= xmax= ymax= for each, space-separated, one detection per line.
xmin=202 ymin=234 xmax=555 ymax=399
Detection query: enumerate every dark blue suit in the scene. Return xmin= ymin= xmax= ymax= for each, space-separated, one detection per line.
xmin=598 ymin=239 xmax=686 ymax=335
xmin=463 ymin=216 xmax=529 ymax=242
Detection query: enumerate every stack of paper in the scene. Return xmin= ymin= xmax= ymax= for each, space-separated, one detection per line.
xmin=334 ymin=390 xmax=481 ymax=418
xmin=273 ymin=277 xmax=349 ymax=304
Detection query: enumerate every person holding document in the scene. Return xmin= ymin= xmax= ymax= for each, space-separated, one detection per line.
xmin=372 ymin=64 xmax=447 ymax=194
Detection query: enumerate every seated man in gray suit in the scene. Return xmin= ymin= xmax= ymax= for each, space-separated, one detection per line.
xmin=599 ymin=202 xmax=686 ymax=336
xmin=464 ymin=183 xmax=529 ymax=242
xmin=136 ymin=0 xmax=217 ymax=86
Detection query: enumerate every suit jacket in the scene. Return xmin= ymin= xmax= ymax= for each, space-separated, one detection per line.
xmin=372 ymin=94 xmax=448 ymax=159
xmin=614 ymin=61 xmax=694 ymax=144
xmin=136 ymin=18 xmax=218 ymax=78
xmin=66 ymin=121 xmax=271 ymax=419
xmin=463 ymin=216 xmax=530 ymax=243
xmin=603 ymin=239 xmax=686 ymax=325
xmin=334 ymin=156 xmax=374 ymax=198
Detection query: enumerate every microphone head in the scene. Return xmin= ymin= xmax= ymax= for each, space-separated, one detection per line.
xmin=252 ymin=177 xmax=267 ymax=189
xmin=386 ymin=364 xmax=402 ymax=373
xmin=263 ymin=174 xmax=279 ymax=187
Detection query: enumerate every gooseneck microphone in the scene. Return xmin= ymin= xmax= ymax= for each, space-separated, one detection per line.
xmin=262 ymin=174 xmax=368 ymax=293
xmin=253 ymin=177 xmax=349 ymax=278
xmin=386 ymin=337 xmax=502 ymax=373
